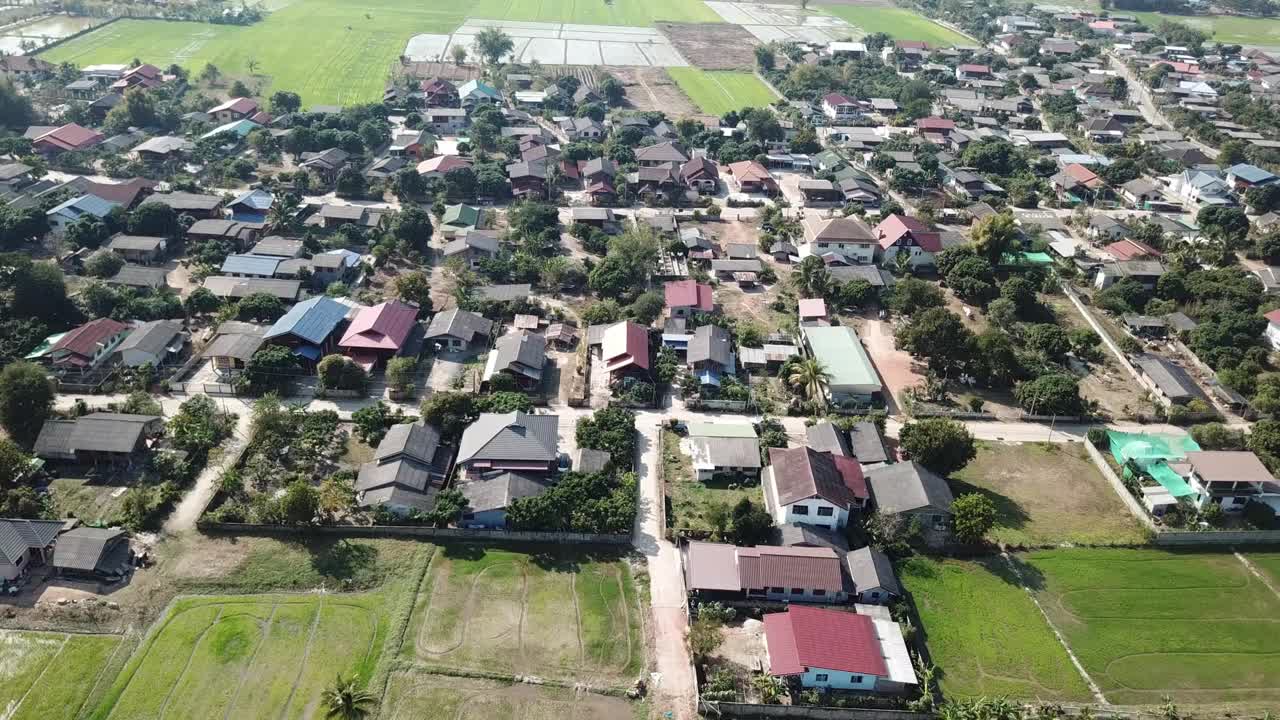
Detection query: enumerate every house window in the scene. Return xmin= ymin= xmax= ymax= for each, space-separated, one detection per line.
xmin=793 ymin=505 xmax=809 ymax=515
xmin=815 ymin=673 xmax=829 ymax=682
xmin=817 ymin=507 xmax=834 ymax=517
xmin=770 ymin=587 xmax=784 ymax=594
xmin=813 ymin=589 xmax=826 ymax=597
xmin=851 ymin=675 xmax=864 ymax=684
xmin=932 ymin=514 xmax=944 ymax=524
xmin=869 ymin=591 xmax=880 ymax=600
xmin=790 ymin=587 xmax=803 ymax=595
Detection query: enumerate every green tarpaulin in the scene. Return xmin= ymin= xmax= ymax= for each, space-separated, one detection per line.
xmin=1001 ymin=251 xmax=1055 ymax=266
xmin=1108 ymin=430 xmax=1201 ymax=498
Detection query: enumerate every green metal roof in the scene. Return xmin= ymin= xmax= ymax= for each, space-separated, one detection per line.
xmin=687 ymin=421 xmax=757 ymax=438
xmin=804 ymin=325 xmax=880 ymax=391
xmin=24 ymin=331 xmax=68 ymax=359
xmin=442 ymin=204 xmax=479 ymax=227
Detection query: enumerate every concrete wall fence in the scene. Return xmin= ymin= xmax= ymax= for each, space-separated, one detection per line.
xmin=700 ymin=701 xmax=933 ymax=720
xmin=197 ymin=520 xmax=632 ymax=545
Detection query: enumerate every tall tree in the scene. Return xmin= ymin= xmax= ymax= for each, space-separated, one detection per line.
xmin=0 ymin=362 xmax=54 ymax=449
xmin=474 ymin=28 xmax=515 ymax=65
xmin=787 ymin=358 xmax=832 ymax=407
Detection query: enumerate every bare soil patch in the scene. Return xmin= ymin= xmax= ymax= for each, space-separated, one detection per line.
xmin=610 ymin=66 xmax=701 ymax=118
xmin=657 ymin=22 xmax=759 ymax=70
xmin=395 ymin=61 xmax=480 ymax=83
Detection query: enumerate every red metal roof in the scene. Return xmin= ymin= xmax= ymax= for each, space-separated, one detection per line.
xmin=1104 ymin=238 xmax=1161 ymax=261
xmin=874 ymin=214 xmax=941 ymax=253
xmin=209 ymin=97 xmax=259 ymax=115
xmin=339 ymin=300 xmax=419 ymax=352
xmin=833 ymin=454 xmax=868 ymax=500
xmin=764 ymin=606 xmax=888 ymax=677
xmin=822 ymin=92 xmax=853 ymax=106
xmin=417 ymin=155 xmax=471 ymax=175
xmin=916 ymin=117 xmax=955 ymax=131
xmin=1064 ymin=163 xmax=1103 ymax=188
xmin=958 ymin=64 xmax=991 ymax=73
xmin=798 ymin=298 xmax=826 ymax=318
xmin=51 ymin=318 xmax=128 ymax=361
xmin=35 ymin=123 xmax=104 ymax=152
xmin=602 ymin=320 xmax=650 ymax=371
xmin=664 ymin=279 xmax=713 ymax=312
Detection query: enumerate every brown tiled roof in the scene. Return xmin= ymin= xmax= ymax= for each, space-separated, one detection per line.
xmin=1185 ymin=451 xmax=1277 ymax=485
xmin=768 ymin=446 xmax=865 ymax=508
xmin=738 ymin=545 xmax=844 ymax=593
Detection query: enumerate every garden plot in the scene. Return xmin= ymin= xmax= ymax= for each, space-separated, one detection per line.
xmin=90 ymin=594 xmax=382 ymax=720
xmin=407 ymin=547 xmax=642 ymax=688
xmin=703 ymin=1 xmax=861 ymax=42
xmin=405 ymin=20 xmax=690 ymax=66
xmin=0 ymin=631 xmax=122 ymax=720
xmin=1027 ymin=548 xmax=1280 ymax=706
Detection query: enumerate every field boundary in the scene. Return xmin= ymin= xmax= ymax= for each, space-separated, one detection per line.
xmin=1000 ymin=554 xmax=1108 ymax=705
xmin=197 ymin=520 xmax=632 ymax=545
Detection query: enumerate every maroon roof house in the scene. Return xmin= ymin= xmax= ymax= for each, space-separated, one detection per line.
xmin=664 ymin=279 xmax=713 ymax=318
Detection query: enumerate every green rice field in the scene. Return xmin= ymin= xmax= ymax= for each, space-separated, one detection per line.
xmin=899 ymin=555 xmax=1093 ymax=702
xmin=1027 ymin=548 xmax=1280 ymax=706
xmin=0 ymin=631 xmax=123 ymax=720
xmin=40 ymin=0 xmax=721 ymax=106
xmin=1132 ymin=11 xmax=1280 ymax=48
xmin=816 ymin=6 xmax=972 ymax=46
xmin=666 ymin=68 xmax=779 ymax=116
xmin=87 ymin=593 xmax=386 ymax=720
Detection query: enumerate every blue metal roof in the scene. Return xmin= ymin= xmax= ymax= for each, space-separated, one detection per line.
xmin=1228 ymin=163 xmax=1276 ymax=184
xmin=232 ymin=188 xmax=273 ymax=211
xmin=220 ymin=254 xmax=282 ymax=276
xmin=293 ymin=344 xmax=322 ymax=361
xmin=265 ymin=296 xmax=348 ymax=345
xmin=48 ymin=194 xmax=116 ymax=219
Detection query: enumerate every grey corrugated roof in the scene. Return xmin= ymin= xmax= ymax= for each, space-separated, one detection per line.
xmin=33 ymin=420 xmax=75 ymax=459
xmin=107 ymin=234 xmax=164 ymax=252
xmin=846 ymin=546 xmax=901 ymax=596
xmin=375 ymin=422 xmax=444 ymax=466
xmin=806 ymin=421 xmax=850 ymax=457
xmin=220 ymin=254 xmax=281 ymax=276
xmin=573 ymin=448 xmax=612 ymax=474
xmin=476 ymin=284 xmax=532 ymax=302
xmin=1134 ymin=354 xmax=1198 ymax=401
xmin=773 ymin=523 xmax=849 ymax=552
xmin=443 ymin=230 xmax=500 ymax=257
xmin=456 ymin=412 xmax=558 ymax=465
xmin=459 ymin=472 xmax=551 ymax=513
xmin=359 ymin=485 xmax=435 ymax=512
xmin=485 ymin=331 xmax=546 ymax=380
xmin=249 ymin=236 xmax=304 ymax=257
xmin=356 ymin=458 xmax=439 ymax=495
xmin=52 ymin=527 xmax=126 ymax=572
xmin=688 ymin=324 xmax=732 ymax=368
xmin=0 ymin=519 xmax=64 ymax=564
xmin=847 ymin=421 xmax=889 ymax=464
xmin=205 ymin=329 xmax=266 ymax=361
xmin=687 ymin=436 xmax=761 ymax=470
xmin=116 ymin=320 xmax=182 ymax=358
xmin=866 ymin=461 xmax=954 ymax=515
xmin=108 ymin=265 xmax=168 ymax=289
xmin=425 ymin=308 xmax=493 ymax=344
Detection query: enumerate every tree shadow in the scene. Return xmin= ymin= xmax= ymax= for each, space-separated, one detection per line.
xmin=950 ymin=479 xmax=1030 ymax=531
xmin=441 ymin=542 xmax=485 ymax=561
xmin=984 ymin=554 xmax=1046 ymax=592
xmin=308 ymin=538 xmax=378 ymax=581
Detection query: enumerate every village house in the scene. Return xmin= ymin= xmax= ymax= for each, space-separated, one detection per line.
xmin=873 ymin=214 xmax=941 ymax=269
xmin=684 ymin=541 xmax=846 ymax=603
xmin=0 ymin=519 xmax=64 ymax=583
xmin=865 ymin=462 xmax=954 ymax=541
xmin=762 ymin=446 xmax=868 ymax=530
xmin=439 ymin=203 xmax=481 ymax=239
xmin=727 ymin=160 xmax=779 ymax=195
xmin=34 ymin=412 xmax=163 ymax=466
xmin=664 ymin=279 xmax=713 ymax=318
xmin=635 ymin=141 xmax=689 ymax=167
xmin=44 ymin=318 xmax=130 ymax=375
xmin=482 ymin=331 xmax=547 ymax=391
xmin=338 ymin=300 xmax=419 ymax=370
xmin=457 ymin=472 xmax=552 ymax=528
xmin=679 ymin=156 xmax=719 ymax=194
xmin=821 ymin=93 xmax=861 ymax=122
xmin=599 ymin=320 xmax=650 ymax=382
xmin=455 ymin=411 xmax=559 ymax=477
xmin=1178 ymin=451 xmax=1280 ymax=514
xmin=105 ymin=234 xmax=166 ymax=265
xmin=356 ymin=421 xmax=453 ymax=516
xmin=801 ymin=216 xmax=877 ymax=264
xmin=204 ymin=322 xmax=268 ymax=376
xmin=46 ymin=195 xmax=117 ymax=236
xmin=442 ymin=229 xmax=500 ymax=268
xmin=208 ymin=97 xmax=262 ymax=124
xmin=29 ymin=123 xmax=104 ymax=155
xmin=116 ymin=319 xmax=185 ymax=368
xmin=801 ymin=325 xmax=881 ymax=406
xmin=687 ymin=324 xmax=735 ymax=387
xmin=685 ymin=422 xmax=761 ymax=480
xmin=146 ymin=192 xmax=225 ymax=220
xmin=263 ymin=295 xmax=350 ymax=366
xmin=424 ymin=308 xmax=493 ymax=352
xmin=763 ymin=606 xmax=917 ymax=692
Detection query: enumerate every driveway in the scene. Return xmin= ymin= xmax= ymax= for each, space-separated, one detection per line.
xmin=426 ymin=351 xmax=470 ymax=392
xmin=859 ymin=318 xmax=922 ymax=414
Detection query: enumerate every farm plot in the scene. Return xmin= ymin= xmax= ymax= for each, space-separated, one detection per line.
xmin=950 ymin=442 xmax=1147 ymax=547
xmin=657 ymin=22 xmax=760 ymax=70
xmin=816 ymin=6 xmax=971 ymax=46
xmin=0 ymin=631 xmax=122 ymax=720
xmin=88 ymin=594 xmax=383 ymax=720
xmin=899 ymin=556 xmax=1093 ymax=702
xmin=666 ymin=68 xmax=778 ymax=116
xmin=1026 ymin=548 xmax=1280 ymax=706
xmin=1131 ymin=12 xmax=1280 ymax=48
xmin=382 ymin=672 xmax=638 ymax=720
xmin=41 ymin=0 xmax=466 ymax=106
xmin=407 ymin=546 xmax=642 ymax=688
xmin=469 ymin=0 xmax=722 ymax=25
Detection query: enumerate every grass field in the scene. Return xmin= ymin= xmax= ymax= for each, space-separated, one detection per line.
xmin=899 ymin=555 xmax=1093 ymax=701
xmin=87 ymin=593 xmax=385 ymax=720
xmin=666 ymin=68 xmax=778 ymax=116
xmin=382 ymin=672 xmax=641 ymax=720
xmin=406 ymin=546 xmax=642 ymax=688
xmin=0 ymin=631 xmax=122 ymax=720
xmin=41 ymin=0 xmax=721 ymax=106
xmin=1026 ymin=548 xmax=1280 ymax=706
xmin=1252 ymin=552 xmax=1280 ymax=586
xmin=951 ymin=442 xmax=1147 ymax=547
xmin=816 ymin=6 xmax=971 ymax=46
xmin=1132 ymin=12 xmax=1280 ymax=47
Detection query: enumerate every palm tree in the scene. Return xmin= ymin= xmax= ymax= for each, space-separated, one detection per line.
xmin=321 ymin=674 xmax=374 ymax=720
xmin=787 ymin=357 xmax=831 ymax=406
xmin=794 ymin=256 xmax=830 ymax=298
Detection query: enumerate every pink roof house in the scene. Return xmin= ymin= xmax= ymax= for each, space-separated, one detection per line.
xmin=664 ymin=279 xmax=713 ymax=317
xmin=601 ymin=321 xmax=650 ymax=379
xmin=338 ymin=300 xmax=419 ymax=368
